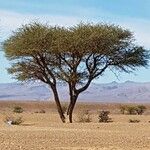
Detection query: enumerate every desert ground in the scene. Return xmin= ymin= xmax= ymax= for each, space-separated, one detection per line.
xmin=0 ymin=101 xmax=150 ymax=150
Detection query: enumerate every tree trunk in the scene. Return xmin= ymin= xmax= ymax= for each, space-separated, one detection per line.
xmin=68 ymin=95 xmax=78 ymax=123
xmin=51 ymin=85 xmax=66 ymax=123
xmin=67 ymin=101 xmax=72 ymax=115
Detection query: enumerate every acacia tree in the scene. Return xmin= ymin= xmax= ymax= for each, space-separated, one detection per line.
xmin=52 ymin=23 xmax=149 ymax=122
xmin=3 ymin=23 xmax=66 ymax=122
xmin=3 ymin=23 xmax=149 ymax=123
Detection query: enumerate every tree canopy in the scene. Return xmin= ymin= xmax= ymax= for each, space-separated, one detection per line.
xmin=3 ymin=22 xmax=149 ymax=123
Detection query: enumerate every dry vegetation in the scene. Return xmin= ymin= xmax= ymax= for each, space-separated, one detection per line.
xmin=0 ymin=101 xmax=150 ymax=150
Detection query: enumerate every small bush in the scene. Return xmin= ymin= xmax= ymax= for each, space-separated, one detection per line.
xmin=77 ymin=110 xmax=92 ymax=123
xmin=126 ymin=106 xmax=137 ymax=115
xmin=13 ymin=106 xmax=23 ymax=113
xmin=120 ymin=105 xmax=126 ymax=114
xmin=4 ymin=116 xmax=23 ymax=125
xmin=136 ymin=105 xmax=146 ymax=115
xmin=98 ymin=110 xmax=112 ymax=123
xmin=35 ymin=109 xmax=46 ymax=113
xmin=119 ymin=105 xmax=146 ymax=115
xmin=129 ymin=119 xmax=140 ymax=123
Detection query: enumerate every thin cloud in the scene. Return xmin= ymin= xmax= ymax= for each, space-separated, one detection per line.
xmin=0 ymin=9 xmax=150 ymax=49
xmin=0 ymin=10 xmax=82 ymax=40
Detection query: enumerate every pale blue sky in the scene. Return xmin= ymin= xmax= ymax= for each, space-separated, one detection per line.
xmin=0 ymin=0 xmax=150 ymax=83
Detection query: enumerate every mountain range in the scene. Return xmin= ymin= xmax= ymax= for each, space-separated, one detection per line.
xmin=0 ymin=81 xmax=150 ymax=103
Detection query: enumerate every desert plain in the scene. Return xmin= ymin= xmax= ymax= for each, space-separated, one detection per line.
xmin=0 ymin=101 xmax=150 ymax=150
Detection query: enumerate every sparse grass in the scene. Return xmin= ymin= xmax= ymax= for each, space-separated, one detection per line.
xmin=0 ymin=101 xmax=150 ymax=149
xmin=76 ymin=109 xmax=92 ymax=123
xmin=4 ymin=116 xmax=23 ymax=125
xmin=61 ymin=104 xmax=68 ymax=115
xmin=34 ymin=109 xmax=46 ymax=113
xmin=129 ymin=119 xmax=140 ymax=123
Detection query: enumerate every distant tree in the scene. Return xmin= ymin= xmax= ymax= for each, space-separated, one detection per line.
xmin=126 ymin=106 xmax=137 ymax=115
xmin=120 ymin=105 xmax=126 ymax=114
xmin=120 ymin=105 xmax=146 ymax=115
xmin=136 ymin=105 xmax=146 ymax=115
xmin=3 ymin=22 xmax=149 ymax=123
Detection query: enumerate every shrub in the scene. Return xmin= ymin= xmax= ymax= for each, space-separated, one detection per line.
xmin=13 ymin=106 xmax=23 ymax=113
xmin=98 ymin=110 xmax=112 ymax=123
xmin=129 ymin=119 xmax=140 ymax=123
xmin=4 ymin=116 xmax=23 ymax=125
xmin=119 ymin=105 xmax=146 ymax=115
xmin=77 ymin=110 xmax=92 ymax=123
xmin=136 ymin=105 xmax=146 ymax=115
xmin=126 ymin=106 xmax=137 ymax=115
xmin=35 ymin=109 xmax=46 ymax=113
xmin=120 ymin=105 xmax=126 ymax=114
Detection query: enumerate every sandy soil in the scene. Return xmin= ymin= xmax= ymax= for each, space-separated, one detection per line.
xmin=0 ymin=101 xmax=150 ymax=150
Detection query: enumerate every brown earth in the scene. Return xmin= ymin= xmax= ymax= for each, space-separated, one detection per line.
xmin=0 ymin=101 xmax=150 ymax=150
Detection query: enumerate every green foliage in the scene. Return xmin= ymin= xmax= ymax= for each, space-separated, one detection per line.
xmin=13 ymin=106 xmax=24 ymax=113
xmin=126 ymin=106 xmax=137 ymax=115
xmin=3 ymin=23 xmax=57 ymax=82
xmin=3 ymin=22 xmax=149 ymax=84
xmin=119 ymin=105 xmax=146 ymax=115
xmin=98 ymin=110 xmax=112 ymax=123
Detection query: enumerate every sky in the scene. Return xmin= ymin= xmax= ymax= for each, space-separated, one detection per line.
xmin=0 ymin=0 xmax=150 ymax=83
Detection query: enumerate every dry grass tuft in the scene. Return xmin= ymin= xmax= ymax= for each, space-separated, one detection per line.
xmin=4 ymin=115 xmax=23 ymax=125
xmin=76 ymin=109 xmax=92 ymax=123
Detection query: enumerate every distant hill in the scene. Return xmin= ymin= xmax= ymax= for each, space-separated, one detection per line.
xmin=0 ymin=81 xmax=150 ymax=103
